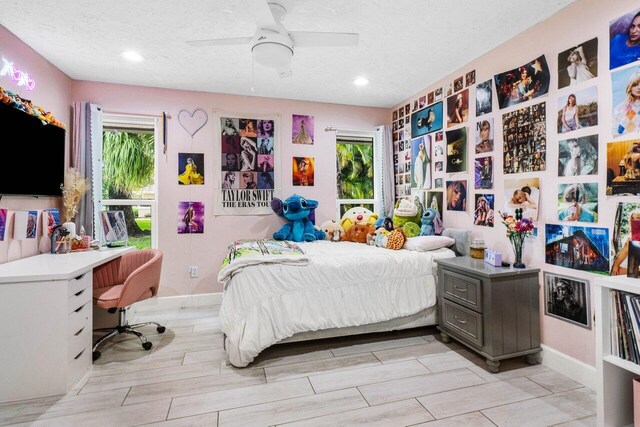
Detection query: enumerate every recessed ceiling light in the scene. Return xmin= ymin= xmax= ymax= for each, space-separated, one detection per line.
xmin=121 ymin=50 xmax=144 ymax=62
xmin=354 ymin=77 xmax=369 ymax=86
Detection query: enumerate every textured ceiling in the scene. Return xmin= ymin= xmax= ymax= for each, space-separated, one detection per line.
xmin=0 ymin=0 xmax=575 ymax=107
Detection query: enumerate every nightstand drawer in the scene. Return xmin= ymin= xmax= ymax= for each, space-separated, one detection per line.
xmin=443 ymin=299 xmax=483 ymax=347
xmin=442 ymin=269 xmax=482 ymax=313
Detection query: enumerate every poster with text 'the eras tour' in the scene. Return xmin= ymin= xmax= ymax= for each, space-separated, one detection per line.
xmin=216 ymin=115 xmax=279 ymax=215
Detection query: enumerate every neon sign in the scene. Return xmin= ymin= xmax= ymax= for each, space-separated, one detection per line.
xmin=1 ymin=57 xmax=35 ymax=91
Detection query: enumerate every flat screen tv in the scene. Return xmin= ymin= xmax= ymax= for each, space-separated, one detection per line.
xmin=0 ymin=101 xmax=65 ymax=196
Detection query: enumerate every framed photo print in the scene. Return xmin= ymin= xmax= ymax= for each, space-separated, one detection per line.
xmin=544 ymin=272 xmax=590 ymax=329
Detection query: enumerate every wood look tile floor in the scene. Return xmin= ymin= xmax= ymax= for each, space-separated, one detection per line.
xmin=0 ymin=306 xmax=596 ymax=426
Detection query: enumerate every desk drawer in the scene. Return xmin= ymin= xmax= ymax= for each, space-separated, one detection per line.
xmin=67 ymin=346 xmax=91 ymax=389
xmin=68 ymin=301 xmax=90 ymax=336
xmin=442 ymin=269 xmax=482 ymax=313
xmin=67 ymin=272 xmax=92 ymax=298
xmin=443 ymin=299 xmax=483 ymax=347
xmin=68 ymin=322 xmax=91 ymax=363
xmin=68 ymin=286 xmax=92 ymax=315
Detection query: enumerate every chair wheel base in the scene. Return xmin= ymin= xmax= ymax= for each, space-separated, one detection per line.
xmin=157 ymin=326 xmax=166 ymax=333
xmin=93 ymin=351 xmax=101 ymax=361
xmin=142 ymin=342 xmax=153 ymax=351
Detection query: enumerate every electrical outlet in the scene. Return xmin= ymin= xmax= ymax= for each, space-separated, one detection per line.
xmin=189 ymin=266 xmax=199 ymax=278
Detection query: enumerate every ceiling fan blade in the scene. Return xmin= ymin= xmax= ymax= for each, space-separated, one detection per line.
xmin=187 ymin=37 xmax=253 ymax=47
xmin=247 ymin=0 xmax=280 ymax=31
xmin=277 ymin=66 xmax=293 ymax=79
xmin=290 ymin=31 xmax=359 ymax=47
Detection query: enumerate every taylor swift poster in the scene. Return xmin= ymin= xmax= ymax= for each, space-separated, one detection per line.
xmin=556 ymin=86 xmax=598 ymax=134
xmin=494 ymin=55 xmax=550 ymax=109
xmin=474 ymin=194 xmax=494 ymax=227
xmin=611 ymin=202 xmax=640 ymax=276
xmin=0 ymin=208 xmax=7 ymax=241
xmin=544 ymin=272 xmax=590 ymax=329
xmin=558 ymin=135 xmax=598 ymax=176
xmin=411 ymin=135 xmax=431 ymax=190
xmin=446 ymin=89 xmax=469 ymax=128
xmin=411 ymin=102 xmax=443 ymax=137
xmin=216 ymin=114 xmax=278 ymax=215
xmin=178 ymin=153 xmax=204 ymax=185
xmin=474 ymin=156 xmax=493 ymax=190
xmin=178 ymin=201 xmax=204 ymax=234
xmin=557 ymin=183 xmax=598 ymax=223
xmin=445 ymin=127 xmax=467 ymax=173
xmin=504 ymin=177 xmax=540 ymax=221
xmin=545 ymin=224 xmax=610 ymax=275
xmin=426 ymin=191 xmax=444 ymax=221
xmin=611 ymin=65 xmax=640 ymax=137
xmin=446 ymin=180 xmax=467 ymax=211
xmin=292 ymin=157 xmax=314 ymax=186
xmin=606 ymin=138 xmax=640 ymax=196
xmin=502 ymin=102 xmax=547 ymax=174
xmin=610 ymin=7 xmax=640 ymax=70
xmin=558 ymin=38 xmax=598 ymax=89
xmin=476 ymin=80 xmax=493 ymax=116
xmin=292 ymin=114 xmax=314 ymax=144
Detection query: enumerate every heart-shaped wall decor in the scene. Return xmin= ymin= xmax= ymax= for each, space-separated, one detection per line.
xmin=178 ymin=109 xmax=208 ymax=137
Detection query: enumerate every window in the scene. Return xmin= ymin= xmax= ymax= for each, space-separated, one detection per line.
xmin=95 ymin=114 xmax=159 ymax=249
xmin=336 ymin=134 xmax=375 ymax=217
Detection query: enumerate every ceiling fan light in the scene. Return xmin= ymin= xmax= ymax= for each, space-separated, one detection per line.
xmin=252 ymin=42 xmax=293 ymax=69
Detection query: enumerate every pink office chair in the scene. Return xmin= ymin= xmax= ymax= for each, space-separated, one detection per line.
xmin=92 ymin=249 xmax=164 ymax=361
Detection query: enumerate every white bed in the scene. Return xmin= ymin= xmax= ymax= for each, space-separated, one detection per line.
xmin=219 ymin=240 xmax=456 ymax=367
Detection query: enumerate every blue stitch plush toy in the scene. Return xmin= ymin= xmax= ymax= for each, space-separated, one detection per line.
xmin=272 ymin=194 xmax=326 ymax=242
xmin=420 ymin=208 xmax=438 ymax=236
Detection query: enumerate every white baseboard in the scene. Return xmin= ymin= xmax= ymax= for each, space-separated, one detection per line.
xmin=540 ymin=344 xmax=596 ymax=390
xmin=131 ymin=293 xmax=222 ymax=314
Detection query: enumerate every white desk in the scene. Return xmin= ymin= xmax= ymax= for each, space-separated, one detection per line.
xmin=0 ymin=247 xmax=133 ymax=403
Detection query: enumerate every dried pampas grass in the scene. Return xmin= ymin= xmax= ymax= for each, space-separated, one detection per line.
xmin=61 ymin=168 xmax=89 ymax=223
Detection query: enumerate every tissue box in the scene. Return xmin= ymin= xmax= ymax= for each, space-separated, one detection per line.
xmin=484 ymin=249 xmax=502 ymax=267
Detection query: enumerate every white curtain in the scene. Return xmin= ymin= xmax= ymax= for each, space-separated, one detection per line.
xmin=375 ymin=125 xmax=395 ymax=217
xmin=71 ymin=102 xmax=102 ymax=238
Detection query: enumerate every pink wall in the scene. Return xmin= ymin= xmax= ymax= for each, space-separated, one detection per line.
xmin=0 ymin=26 xmax=72 ymax=263
xmin=391 ymin=0 xmax=638 ymax=366
xmin=71 ymin=81 xmax=387 ymax=296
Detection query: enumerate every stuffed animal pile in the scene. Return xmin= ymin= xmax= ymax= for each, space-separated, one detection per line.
xmin=0 ymin=86 xmax=65 ymax=128
xmin=272 ymin=195 xmax=442 ymax=250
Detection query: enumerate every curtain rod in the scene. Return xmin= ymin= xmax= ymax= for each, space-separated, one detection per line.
xmin=325 ymin=126 xmax=377 ymax=134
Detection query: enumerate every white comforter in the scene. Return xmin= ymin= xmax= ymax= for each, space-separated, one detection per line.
xmin=220 ymin=241 xmax=456 ymax=367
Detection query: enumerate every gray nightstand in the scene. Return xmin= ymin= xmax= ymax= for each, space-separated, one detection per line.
xmin=435 ymin=256 xmax=541 ymax=372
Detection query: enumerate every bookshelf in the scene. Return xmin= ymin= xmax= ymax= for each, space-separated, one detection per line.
xmin=595 ymin=275 xmax=640 ymax=427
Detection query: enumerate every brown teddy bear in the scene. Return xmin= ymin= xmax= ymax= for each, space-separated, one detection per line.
xmin=342 ymin=223 xmax=373 ymax=244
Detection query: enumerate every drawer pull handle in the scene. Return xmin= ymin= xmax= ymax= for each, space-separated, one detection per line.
xmin=74 ymin=327 xmax=85 ymax=336
xmin=74 ymin=349 xmax=85 ymax=360
xmin=74 ymin=289 xmax=85 ymax=297
xmin=454 ymin=316 xmax=467 ymax=324
xmin=453 ymin=286 xmax=468 ymax=293
xmin=74 ymin=273 xmax=86 ymax=281
xmin=74 ymin=304 xmax=86 ymax=313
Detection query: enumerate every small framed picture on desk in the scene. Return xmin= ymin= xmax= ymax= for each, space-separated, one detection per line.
xmin=100 ymin=210 xmax=128 ymax=248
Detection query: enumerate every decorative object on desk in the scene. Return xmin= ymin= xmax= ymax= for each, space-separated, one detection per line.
xmin=470 ymin=238 xmax=486 ymax=259
xmin=484 ymin=248 xmax=502 ymax=267
xmin=0 ymin=208 xmax=6 ymax=241
xmin=100 ymin=210 xmax=128 ymax=246
xmin=13 ymin=210 xmax=37 ymax=240
xmin=543 ymin=272 xmax=590 ymax=329
xmin=60 ymin=168 xmax=89 ymax=238
xmin=178 ymin=108 xmax=208 ymax=138
xmin=545 ymin=223 xmax=610 ymax=275
xmin=500 ymin=208 xmax=534 ymax=268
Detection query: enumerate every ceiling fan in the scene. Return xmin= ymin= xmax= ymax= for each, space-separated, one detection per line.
xmin=186 ymin=0 xmax=359 ymax=78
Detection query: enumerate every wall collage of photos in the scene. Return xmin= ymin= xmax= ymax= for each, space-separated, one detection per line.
xmin=390 ymin=6 xmax=640 ymax=330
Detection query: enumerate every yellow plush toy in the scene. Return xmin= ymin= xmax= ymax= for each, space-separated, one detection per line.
xmin=340 ymin=206 xmax=379 ymax=232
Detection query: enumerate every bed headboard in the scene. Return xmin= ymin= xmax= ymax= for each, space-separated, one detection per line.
xmin=441 ymin=228 xmax=472 ymax=256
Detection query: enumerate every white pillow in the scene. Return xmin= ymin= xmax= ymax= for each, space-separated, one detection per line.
xmin=403 ymin=235 xmax=456 ymax=252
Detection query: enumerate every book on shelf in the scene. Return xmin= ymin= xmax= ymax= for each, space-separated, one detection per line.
xmin=611 ymin=289 xmax=640 ymax=364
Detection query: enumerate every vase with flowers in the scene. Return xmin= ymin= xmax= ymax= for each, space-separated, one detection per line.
xmin=499 ymin=208 xmax=535 ymax=268
xmin=60 ymin=168 xmax=89 ymax=239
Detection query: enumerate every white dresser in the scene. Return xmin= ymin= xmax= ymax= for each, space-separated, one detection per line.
xmin=0 ymin=247 xmax=132 ymax=403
